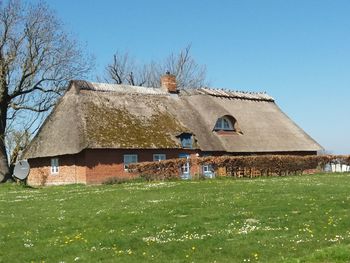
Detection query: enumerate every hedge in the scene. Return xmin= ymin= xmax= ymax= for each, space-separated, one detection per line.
xmin=129 ymin=155 xmax=350 ymax=180
xmin=129 ymin=158 xmax=191 ymax=181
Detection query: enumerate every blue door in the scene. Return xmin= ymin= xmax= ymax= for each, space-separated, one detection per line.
xmin=179 ymin=154 xmax=190 ymax=179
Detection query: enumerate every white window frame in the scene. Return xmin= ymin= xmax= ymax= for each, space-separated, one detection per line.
xmin=51 ymin=158 xmax=59 ymax=175
xmin=182 ymin=162 xmax=190 ymax=174
xmin=153 ymin=154 xmax=166 ymax=162
xmin=124 ymin=154 xmax=138 ymax=171
xmin=181 ymin=137 xmax=192 ymax=148
xmin=215 ymin=117 xmax=234 ymax=131
xmin=202 ymin=164 xmax=215 ymax=178
xmin=203 ymin=165 xmax=210 ymax=173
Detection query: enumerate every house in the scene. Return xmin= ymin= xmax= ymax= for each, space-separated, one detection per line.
xmin=24 ymin=73 xmax=323 ymax=185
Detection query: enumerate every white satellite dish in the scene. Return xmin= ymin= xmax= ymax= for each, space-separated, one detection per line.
xmin=13 ymin=160 xmax=30 ymax=180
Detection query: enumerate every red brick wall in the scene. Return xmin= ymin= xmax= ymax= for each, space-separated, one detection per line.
xmin=27 ymin=149 xmax=317 ymax=186
xmin=84 ymin=149 xmax=197 ymax=184
xmin=27 ymin=152 xmax=86 ymax=186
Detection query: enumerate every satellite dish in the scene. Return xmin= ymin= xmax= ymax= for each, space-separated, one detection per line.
xmin=13 ymin=160 xmax=30 ymax=180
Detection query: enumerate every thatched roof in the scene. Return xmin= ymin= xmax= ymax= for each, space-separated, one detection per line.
xmin=24 ymin=80 xmax=322 ymax=159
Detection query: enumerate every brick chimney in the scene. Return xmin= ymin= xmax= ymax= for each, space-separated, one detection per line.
xmin=160 ymin=71 xmax=177 ymax=93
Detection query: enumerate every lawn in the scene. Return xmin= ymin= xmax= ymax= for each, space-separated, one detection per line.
xmin=1 ymin=173 xmax=350 ymax=262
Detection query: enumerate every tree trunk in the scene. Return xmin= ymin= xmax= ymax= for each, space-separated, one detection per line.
xmin=0 ymin=76 xmax=10 ymax=182
xmin=0 ymin=136 xmax=10 ymax=182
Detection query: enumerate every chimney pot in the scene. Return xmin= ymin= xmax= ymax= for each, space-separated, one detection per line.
xmin=160 ymin=72 xmax=177 ymax=93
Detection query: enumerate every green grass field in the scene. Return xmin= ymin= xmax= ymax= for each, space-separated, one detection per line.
xmin=1 ymin=173 xmax=350 ymax=262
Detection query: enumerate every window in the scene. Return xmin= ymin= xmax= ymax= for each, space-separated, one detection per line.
xmin=202 ymin=164 xmax=215 ymax=178
xmin=153 ymin=154 xmax=166 ymax=162
xmin=51 ymin=158 xmax=59 ymax=174
xmin=214 ymin=117 xmax=234 ymax=131
xmin=182 ymin=162 xmax=190 ymax=174
xmin=124 ymin=154 xmax=138 ymax=171
xmin=178 ymin=133 xmax=193 ymax=148
xmin=201 ymin=153 xmax=215 ymax=178
xmin=203 ymin=165 xmax=210 ymax=173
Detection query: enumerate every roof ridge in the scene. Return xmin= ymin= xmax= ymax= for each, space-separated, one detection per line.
xmin=201 ymin=86 xmax=268 ymax=95
xmin=89 ymin=81 xmax=156 ymax=90
xmin=71 ymin=80 xmax=274 ymax=102
xmin=188 ymin=87 xmax=274 ymax=102
xmin=73 ymin=80 xmax=168 ymax=95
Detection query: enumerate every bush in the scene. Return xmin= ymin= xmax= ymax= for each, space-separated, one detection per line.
xmin=129 ymin=158 xmax=190 ymax=181
xmin=129 ymin=154 xmax=350 ymax=181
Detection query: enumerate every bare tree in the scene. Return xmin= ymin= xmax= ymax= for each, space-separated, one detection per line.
xmin=6 ymin=128 xmax=30 ymax=174
xmin=161 ymin=45 xmax=207 ymax=88
xmin=105 ymin=45 xmax=207 ymax=89
xmin=105 ymin=51 xmax=148 ymax=86
xmin=0 ymin=0 xmax=92 ymax=182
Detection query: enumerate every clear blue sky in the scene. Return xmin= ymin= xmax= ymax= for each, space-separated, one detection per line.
xmin=43 ymin=0 xmax=350 ymax=154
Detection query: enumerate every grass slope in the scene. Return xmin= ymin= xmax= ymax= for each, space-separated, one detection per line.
xmin=1 ymin=173 xmax=350 ymax=262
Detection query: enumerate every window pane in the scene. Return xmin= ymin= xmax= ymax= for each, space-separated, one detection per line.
xmin=153 ymin=154 xmax=166 ymax=161
xmin=182 ymin=163 xmax=189 ymax=173
xmin=124 ymin=155 xmax=138 ymax=164
xmin=223 ymin=119 xmax=230 ymax=129
xmin=51 ymin=158 xmax=59 ymax=174
xmin=124 ymin=155 xmax=138 ymax=170
xmin=215 ymin=118 xmax=222 ymax=129
xmin=203 ymin=165 xmax=209 ymax=172
xmin=181 ymin=138 xmax=192 ymax=148
xmin=214 ymin=117 xmax=234 ymax=130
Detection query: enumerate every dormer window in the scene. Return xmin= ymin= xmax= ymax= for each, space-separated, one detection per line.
xmin=214 ymin=116 xmax=234 ymax=131
xmin=178 ymin=133 xmax=193 ymax=148
xmin=213 ymin=115 xmax=243 ymax=134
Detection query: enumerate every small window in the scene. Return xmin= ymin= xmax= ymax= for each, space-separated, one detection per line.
xmin=51 ymin=158 xmax=59 ymax=174
xmin=203 ymin=165 xmax=210 ymax=173
xmin=182 ymin=162 xmax=190 ymax=174
xmin=202 ymin=164 xmax=215 ymax=178
xmin=124 ymin=154 xmax=138 ymax=171
xmin=214 ymin=117 xmax=234 ymax=131
xmin=153 ymin=154 xmax=166 ymax=162
xmin=178 ymin=133 xmax=193 ymax=148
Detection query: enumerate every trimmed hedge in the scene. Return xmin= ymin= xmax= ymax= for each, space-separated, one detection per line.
xmin=129 ymin=155 xmax=350 ymax=180
xmin=129 ymin=158 xmax=191 ymax=181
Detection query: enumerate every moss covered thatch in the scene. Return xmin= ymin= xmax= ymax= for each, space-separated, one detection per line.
xmin=85 ymin=103 xmax=188 ymax=148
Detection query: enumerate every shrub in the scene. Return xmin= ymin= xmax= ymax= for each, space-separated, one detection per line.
xmin=130 ymin=158 xmax=190 ymax=181
xmin=129 ymin=154 xmax=350 ymax=181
